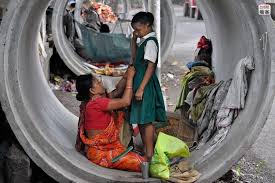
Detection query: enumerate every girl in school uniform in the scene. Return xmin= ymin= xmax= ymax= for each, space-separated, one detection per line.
xmin=130 ymin=12 xmax=167 ymax=162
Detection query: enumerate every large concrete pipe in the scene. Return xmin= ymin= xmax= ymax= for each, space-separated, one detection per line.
xmin=52 ymin=0 xmax=175 ymax=75
xmin=160 ymin=0 xmax=175 ymax=63
xmin=52 ymin=0 xmax=90 ymax=75
xmin=190 ymin=0 xmax=275 ymax=182
xmin=1 ymin=0 xmax=275 ymax=182
xmin=52 ymin=0 xmax=132 ymax=75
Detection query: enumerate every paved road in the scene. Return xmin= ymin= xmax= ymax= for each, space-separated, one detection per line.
xmin=166 ymin=5 xmax=275 ymax=178
xmin=251 ymin=101 xmax=275 ymax=175
xmin=163 ymin=5 xmax=206 ymax=111
xmin=168 ymin=6 xmax=206 ymax=65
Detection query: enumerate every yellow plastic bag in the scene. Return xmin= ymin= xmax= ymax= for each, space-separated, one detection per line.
xmin=149 ymin=132 xmax=190 ymax=180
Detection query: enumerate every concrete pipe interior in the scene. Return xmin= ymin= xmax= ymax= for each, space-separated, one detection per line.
xmin=52 ymin=0 xmax=175 ymax=75
xmin=52 ymin=0 xmax=136 ymax=75
xmin=0 ymin=0 xmax=275 ymax=182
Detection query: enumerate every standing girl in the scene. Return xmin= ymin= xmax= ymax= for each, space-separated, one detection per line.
xmin=130 ymin=12 xmax=167 ymax=162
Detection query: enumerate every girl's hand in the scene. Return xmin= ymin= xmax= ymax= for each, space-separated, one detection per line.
xmin=132 ymin=31 xmax=138 ymax=40
xmin=135 ymin=88 xmax=144 ymax=101
xmin=127 ymin=66 xmax=136 ymax=79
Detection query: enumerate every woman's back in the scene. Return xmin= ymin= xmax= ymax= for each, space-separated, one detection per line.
xmin=85 ymin=97 xmax=111 ymax=131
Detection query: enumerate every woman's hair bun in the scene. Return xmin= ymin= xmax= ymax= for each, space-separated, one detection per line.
xmin=76 ymin=93 xmax=86 ymax=101
xmin=75 ymin=74 xmax=94 ymax=101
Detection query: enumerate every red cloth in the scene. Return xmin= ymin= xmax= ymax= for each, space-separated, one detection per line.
xmin=84 ymin=97 xmax=112 ymax=130
xmin=197 ymin=36 xmax=210 ymax=49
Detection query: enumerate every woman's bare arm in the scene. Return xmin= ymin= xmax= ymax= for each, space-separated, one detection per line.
xmin=108 ymin=77 xmax=127 ymax=99
xmin=107 ymin=67 xmax=135 ymax=111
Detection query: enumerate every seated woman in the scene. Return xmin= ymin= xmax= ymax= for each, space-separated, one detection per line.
xmin=186 ymin=36 xmax=213 ymax=70
xmin=75 ymin=66 xmax=144 ymax=172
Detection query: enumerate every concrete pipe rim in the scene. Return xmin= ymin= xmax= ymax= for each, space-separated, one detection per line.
xmin=192 ymin=1 xmax=275 ymax=182
xmin=161 ymin=0 xmax=176 ymax=64
xmin=52 ymin=0 xmax=90 ymax=75
xmin=1 ymin=0 xmax=275 ymax=182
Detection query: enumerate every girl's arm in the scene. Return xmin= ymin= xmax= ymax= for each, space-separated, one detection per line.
xmin=135 ymin=61 xmax=155 ymax=100
xmin=130 ymin=31 xmax=138 ymax=64
xmin=106 ymin=67 xmax=135 ymax=111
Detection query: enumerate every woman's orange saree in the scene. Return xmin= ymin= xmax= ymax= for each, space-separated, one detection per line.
xmin=76 ymin=102 xmax=144 ymax=172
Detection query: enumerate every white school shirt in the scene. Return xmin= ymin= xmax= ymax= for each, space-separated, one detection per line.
xmin=138 ymin=32 xmax=158 ymax=63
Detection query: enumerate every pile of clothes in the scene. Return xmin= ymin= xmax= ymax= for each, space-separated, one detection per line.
xmin=176 ymin=36 xmax=255 ymax=156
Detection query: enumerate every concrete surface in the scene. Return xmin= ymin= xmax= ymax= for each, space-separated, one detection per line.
xmin=1 ymin=0 xmax=275 ymax=183
xmin=251 ymin=99 xmax=275 ymax=175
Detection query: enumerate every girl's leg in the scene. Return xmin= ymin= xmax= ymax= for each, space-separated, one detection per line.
xmin=138 ymin=124 xmax=146 ymax=154
xmin=143 ymin=123 xmax=155 ymax=162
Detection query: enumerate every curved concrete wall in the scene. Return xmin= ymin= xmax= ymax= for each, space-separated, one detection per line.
xmin=191 ymin=1 xmax=275 ymax=182
xmin=0 ymin=0 xmax=275 ymax=182
xmin=52 ymin=0 xmax=176 ymax=75
xmin=160 ymin=0 xmax=175 ymax=63
xmin=52 ymin=0 xmax=91 ymax=75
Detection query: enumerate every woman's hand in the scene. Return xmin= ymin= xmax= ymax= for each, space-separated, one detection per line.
xmin=122 ymin=67 xmax=129 ymax=79
xmin=127 ymin=66 xmax=136 ymax=79
xmin=107 ymin=67 xmax=135 ymax=110
xmin=135 ymin=88 xmax=144 ymax=101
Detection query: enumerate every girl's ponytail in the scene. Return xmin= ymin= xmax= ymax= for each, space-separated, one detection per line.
xmin=146 ymin=12 xmax=154 ymax=26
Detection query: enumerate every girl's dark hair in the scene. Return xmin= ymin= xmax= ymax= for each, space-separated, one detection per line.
xmin=131 ymin=12 xmax=154 ymax=26
xmin=75 ymin=74 xmax=94 ymax=101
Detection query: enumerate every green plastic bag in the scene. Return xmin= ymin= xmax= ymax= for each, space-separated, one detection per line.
xmin=149 ymin=132 xmax=190 ymax=180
